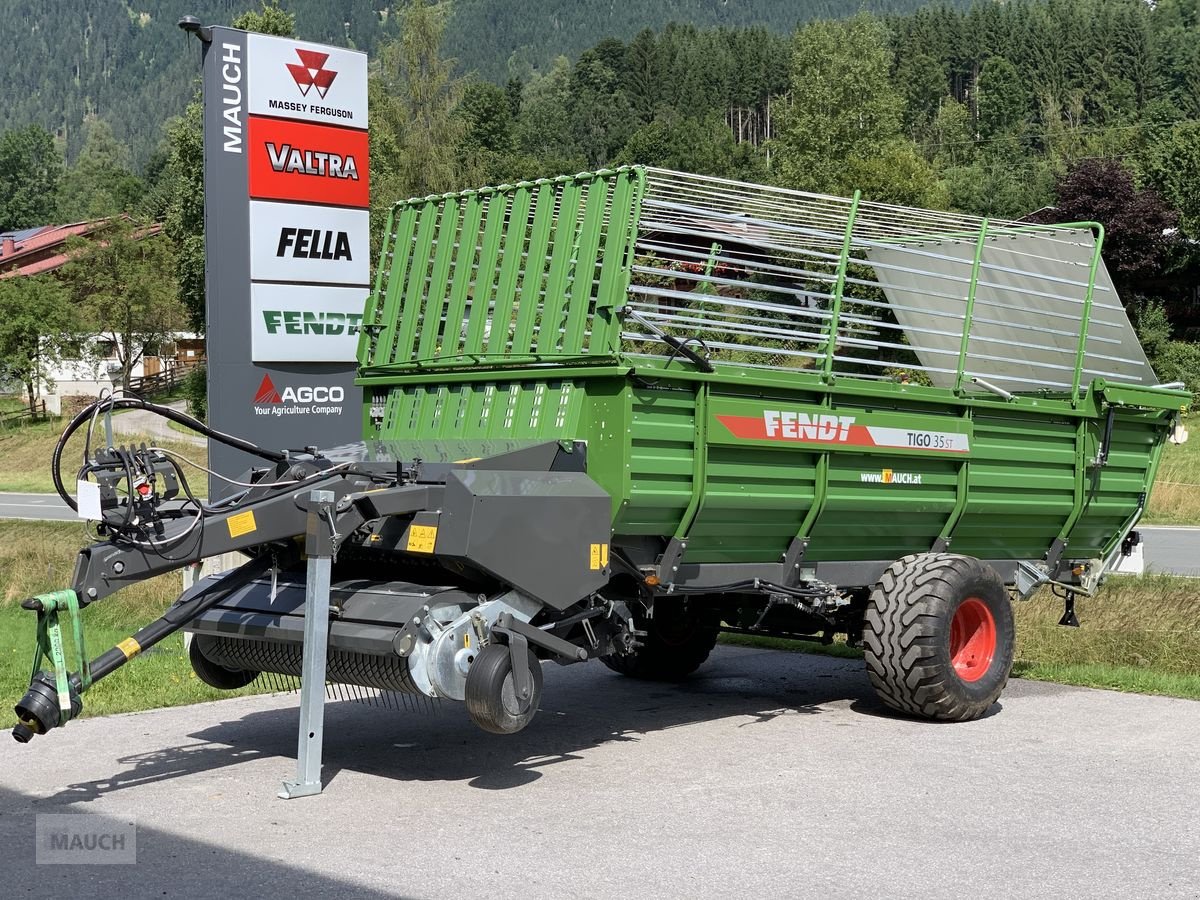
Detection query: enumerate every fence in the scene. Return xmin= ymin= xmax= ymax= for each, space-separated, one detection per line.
xmin=0 ymin=399 xmax=47 ymax=427
xmin=126 ymin=362 xmax=199 ymax=398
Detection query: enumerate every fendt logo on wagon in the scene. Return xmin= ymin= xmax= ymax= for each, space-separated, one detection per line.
xmin=716 ymin=407 xmax=971 ymax=453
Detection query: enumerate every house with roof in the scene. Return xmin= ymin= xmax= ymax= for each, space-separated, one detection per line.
xmin=0 ymin=218 xmax=202 ymax=414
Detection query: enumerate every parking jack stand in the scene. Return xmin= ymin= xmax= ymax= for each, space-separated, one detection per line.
xmin=280 ymin=490 xmax=335 ymax=799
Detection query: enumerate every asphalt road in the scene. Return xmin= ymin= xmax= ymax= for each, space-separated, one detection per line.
xmin=0 ymin=646 xmax=1195 ymax=899
xmin=0 ymin=492 xmax=76 ymax=522
xmin=5 ymin=493 xmax=1196 ymax=574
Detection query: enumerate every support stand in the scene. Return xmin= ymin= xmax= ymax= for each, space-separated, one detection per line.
xmin=279 ymin=490 xmax=335 ymax=799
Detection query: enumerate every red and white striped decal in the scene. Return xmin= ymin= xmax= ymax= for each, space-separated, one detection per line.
xmin=716 ymin=412 xmax=969 ymax=453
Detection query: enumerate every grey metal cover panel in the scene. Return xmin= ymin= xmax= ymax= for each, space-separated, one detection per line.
xmin=866 ymin=229 xmax=1156 ymax=392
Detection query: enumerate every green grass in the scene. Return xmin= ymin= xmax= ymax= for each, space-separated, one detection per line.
xmin=0 ymin=415 xmax=209 ymax=493
xmin=1009 ymin=661 xmax=1200 ymax=698
xmin=721 ymin=573 xmax=1200 ymax=701
xmin=0 ymin=521 xmax=265 ymax=720
xmin=1144 ymin=434 xmax=1200 ymax=524
xmin=0 ymin=395 xmax=30 ymax=415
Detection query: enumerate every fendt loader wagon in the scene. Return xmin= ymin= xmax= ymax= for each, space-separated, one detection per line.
xmin=12 ymin=167 xmax=1188 ymax=747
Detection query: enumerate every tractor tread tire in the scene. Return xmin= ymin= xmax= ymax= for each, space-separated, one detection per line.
xmin=863 ymin=552 xmax=1014 ymax=722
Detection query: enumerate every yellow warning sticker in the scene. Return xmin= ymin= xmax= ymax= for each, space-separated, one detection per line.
xmin=407 ymin=525 xmax=438 ymax=554
xmin=116 ymin=637 xmax=142 ymax=660
xmin=590 ymin=543 xmax=609 ymax=570
xmin=227 ymin=510 xmax=257 ymax=539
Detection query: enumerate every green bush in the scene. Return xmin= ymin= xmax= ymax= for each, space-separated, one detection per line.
xmin=1153 ymin=341 xmax=1200 ymax=406
xmin=182 ymin=364 xmax=206 ymax=422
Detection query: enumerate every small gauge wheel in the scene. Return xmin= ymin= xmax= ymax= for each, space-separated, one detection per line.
xmin=464 ymin=643 xmax=543 ymax=735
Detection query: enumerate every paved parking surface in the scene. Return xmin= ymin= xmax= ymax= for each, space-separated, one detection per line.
xmin=1 ymin=646 xmax=1196 ymax=899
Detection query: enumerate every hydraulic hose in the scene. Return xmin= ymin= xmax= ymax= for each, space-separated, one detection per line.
xmin=52 ymin=396 xmax=288 ymax=511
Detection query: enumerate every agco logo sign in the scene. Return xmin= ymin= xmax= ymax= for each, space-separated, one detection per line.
xmin=253 ymin=374 xmax=346 ymax=417
xmin=286 ymin=49 xmax=337 ymax=99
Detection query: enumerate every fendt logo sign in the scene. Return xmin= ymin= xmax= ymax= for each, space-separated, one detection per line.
xmin=287 ymin=49 xmax=337 ymax=98
xmin=261 ymin=309 xmax=363 ymax=336
xmin=252 ymin=374 xmax=346 ymax=417
xmin=250 ymin=283 xmax=368 ymax=362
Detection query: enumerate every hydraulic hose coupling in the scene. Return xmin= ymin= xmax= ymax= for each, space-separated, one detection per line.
xmin=12 ymin=590 xmax=90 ymax=743
xmin=12 ymin=671 xmax=82 ymax=743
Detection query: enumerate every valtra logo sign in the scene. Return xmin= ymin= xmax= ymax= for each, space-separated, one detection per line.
xmin=252 ymin=374 xmax=346 ymax=417
xmin=248 ymin=117 xmax=369 ymax=207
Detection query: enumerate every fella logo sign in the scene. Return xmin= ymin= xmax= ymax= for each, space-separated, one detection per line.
xmin=248 ymin=117 xmax=369 ymax=207
xmin=248 ymin=201 xmax=369 ymax=285
xmin=252 ymin=374 xmax=346 ymax=416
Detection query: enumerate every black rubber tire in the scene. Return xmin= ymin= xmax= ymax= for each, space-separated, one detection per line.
xmin=464 ymin=643 xmax=543 ymax=735
xmin=189 ymin=636 xmax=258 ymax=690
xmin=601 ymin=597 xmax=720 ymax=680
xmin=863 ymin=552 xmax=1014 ymax=722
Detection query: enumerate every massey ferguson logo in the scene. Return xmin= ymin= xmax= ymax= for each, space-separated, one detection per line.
xmin=253 ymin=374 xmax=346 ymax=417
xmin=266 ymin=143 xmax=360 ymax=180
xmin=287 ymin=49 xmax=337 ymax=99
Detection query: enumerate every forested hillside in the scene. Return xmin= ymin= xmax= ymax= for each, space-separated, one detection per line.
xmin=0 ymin=0 xmax=954 ymax=167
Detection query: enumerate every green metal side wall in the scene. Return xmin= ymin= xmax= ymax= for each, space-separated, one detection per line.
xmin=362 ymin=372 xmax=1172 ymax=569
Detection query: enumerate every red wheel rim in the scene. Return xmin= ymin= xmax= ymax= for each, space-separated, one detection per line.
xmin=949 ymin=597 xmax=997 ymax=682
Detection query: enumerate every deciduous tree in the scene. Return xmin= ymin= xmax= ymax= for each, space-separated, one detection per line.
xmin=775 ymin=14 xmax=905 ymax=196
xmin=61 ymin=220 xmax=185 ymax=392
xmin=0 ymin=274 xmax=73 ymax=414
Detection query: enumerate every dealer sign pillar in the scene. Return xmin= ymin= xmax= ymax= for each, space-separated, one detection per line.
xmin=197 ymin=24 xmax=369 ymax=495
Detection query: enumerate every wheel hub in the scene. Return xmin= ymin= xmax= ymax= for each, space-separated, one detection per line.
xmin=949 ymin=597 xmax=997 ymax=682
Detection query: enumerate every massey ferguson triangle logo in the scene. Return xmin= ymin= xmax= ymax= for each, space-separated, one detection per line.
xmin=287 ymin=49 xmax=337 ymax=99
xmin=255 ymin=374 xmax=282 ymax=404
